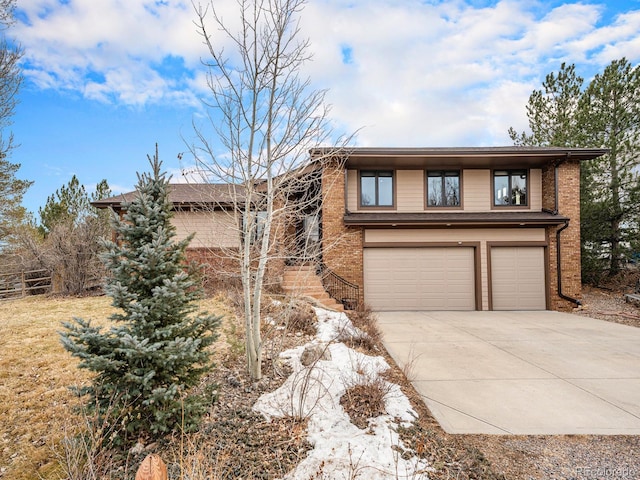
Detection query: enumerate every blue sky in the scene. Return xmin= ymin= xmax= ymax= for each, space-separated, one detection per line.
xmin=10 ymin=0 xmax=640 ymax=215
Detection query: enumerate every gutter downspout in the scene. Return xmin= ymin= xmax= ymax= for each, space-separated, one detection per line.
xmin=556 ymin=219 xmax=581 ymax=306
xmin=555 ymin=157 xmax=582 ymax=307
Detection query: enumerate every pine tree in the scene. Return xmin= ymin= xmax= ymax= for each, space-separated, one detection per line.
xmin=0 ymin=0 xmax=29 ymax=245
xmin=60 ymin=147 xmax=221 ymax=446
xmin=508 ymin=62 xmax=583 ymax=147
xmin=577 ymin=58 xmax=640 ymax=278
xmin=509 ymin=59 xmax=640 ymax=282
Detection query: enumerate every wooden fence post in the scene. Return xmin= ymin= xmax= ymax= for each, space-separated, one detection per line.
xmin=21 ymin=271 xmax=25 ymax=297
xmin=135 ymin=454 xmax=168 ymax=480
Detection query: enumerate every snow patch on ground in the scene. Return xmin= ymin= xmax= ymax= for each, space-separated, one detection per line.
xmin=254 ymin=307 xmax=431 ymax=479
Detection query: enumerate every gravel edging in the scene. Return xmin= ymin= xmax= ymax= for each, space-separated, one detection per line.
xmin=575 ymin=287 xmax=640 ymax=328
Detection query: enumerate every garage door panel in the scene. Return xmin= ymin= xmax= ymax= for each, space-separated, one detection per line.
xmin=364 ymin=247 xmax=475 ymax=311
xmin=491 ymin=247 xmax=546 ymax=310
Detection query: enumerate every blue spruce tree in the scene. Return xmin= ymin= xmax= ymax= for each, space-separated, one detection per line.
xmin=61 ymin=147 xmax=221 ymax=446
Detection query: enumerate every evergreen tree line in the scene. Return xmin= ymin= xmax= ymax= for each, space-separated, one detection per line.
xmin=509 ymin=58 xmax=640 ymax=284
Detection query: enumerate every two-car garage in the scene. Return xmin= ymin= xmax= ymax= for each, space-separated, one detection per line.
xmin=363 ymin=243 xmax=547 ymax=311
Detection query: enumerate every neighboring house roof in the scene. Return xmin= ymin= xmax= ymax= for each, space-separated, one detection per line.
xmin=92 ymin=183 xmax=246 ymax=210
xmin=312 ymin=146 xmax=609 ymax=168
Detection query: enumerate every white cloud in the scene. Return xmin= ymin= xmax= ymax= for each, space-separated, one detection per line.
xmin=300 ymin=0 xmax=640 ymax=145
xmin=17 ymin=0 xmax=204 ymax=105
xmin=15 ymin=0 xmax=640 ymax=145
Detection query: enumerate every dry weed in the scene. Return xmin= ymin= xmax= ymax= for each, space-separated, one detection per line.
xmin=340 ymin=381 xmax=389 ymax=430
xmin=284 ymin=302 xmax=317 ymax=336
xmin=337 ymin=305 xmax=381 ymax=354
xmin=339 ymin=354 xmax=394 ymax=431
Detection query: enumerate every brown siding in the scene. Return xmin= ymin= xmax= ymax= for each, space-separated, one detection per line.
xmin=396 ymin=170 xmax=424 ymax=212
xmin=173 ymin=211 xmax=240 ymax=248
xmin=529 ymin=169 xmax=543 ymax=211
xmin=347 ymin=169 xmax=358 ymax=211
xmin=463 ymin=170 xmax=491 ymax=211
xmin=347 ymin=168 xmax=542 ymax=214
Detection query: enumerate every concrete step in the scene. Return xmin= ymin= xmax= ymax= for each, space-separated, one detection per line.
xmin=282 ymin=282 xmax=325 ymax=291
xmin=282 ymin=275 xmax=323 ymax=284
xmin=282 ymin=265 xmax=345 ymax=312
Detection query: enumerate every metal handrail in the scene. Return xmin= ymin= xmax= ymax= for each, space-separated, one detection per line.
xmin=317 ymin=263 xmax=360 ymax=310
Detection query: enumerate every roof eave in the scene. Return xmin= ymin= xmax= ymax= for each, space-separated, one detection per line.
xmin=310 ymin=146 xmax=609 ymax=169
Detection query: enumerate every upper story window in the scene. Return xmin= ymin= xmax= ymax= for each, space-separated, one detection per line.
xmin=360 ymin=170 xmax=394 ymax=207
xmin=427 ymin=170 xmax=460 ymax=207
xmin=494 ymin=170 xmax=527 ymax=206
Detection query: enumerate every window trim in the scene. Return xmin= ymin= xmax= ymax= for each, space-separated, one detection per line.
xmin=491 ymin=169 xmax=530 ymax=209
xmin=358 ymin=169 xmax=396 ymax=209
xmin=425 ymin=169 xmax=463 ymax=209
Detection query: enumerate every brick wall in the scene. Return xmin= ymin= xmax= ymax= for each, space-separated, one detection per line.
xmin=186 ymin=247 xmax=241 ymax=292
xmin=321 ymin=160 xmax=364 ymax=300
xmin=186 ymin=242 xmax=286 ymax=294
xmin=543 ymin=160 xmax=582 ymax=311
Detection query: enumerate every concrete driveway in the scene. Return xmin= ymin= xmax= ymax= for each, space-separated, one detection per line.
xmin=376 ymin=310 xmax=640 ymax=435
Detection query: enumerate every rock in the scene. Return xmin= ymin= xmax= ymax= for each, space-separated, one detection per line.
xmin=300 ymin=344 xmax=331 ymax=366
xmin=227 ymin=375 xmax=241 ymax=388
xmin=130 ymin=442 xmax=145 ymax=455
xmin=144 ymin=442 xmax=158 ymax=452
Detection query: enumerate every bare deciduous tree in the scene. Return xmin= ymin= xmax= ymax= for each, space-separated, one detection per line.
xmin=191 ymin=0 xmax=348 ymax=380
xmin=0 ymin=0 xmax=30 ymax=244
xmin=9 ymin=177 xmax=112 ymax=294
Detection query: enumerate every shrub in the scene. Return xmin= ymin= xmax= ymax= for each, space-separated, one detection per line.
xmin=60 ymin=148 xmax=221 ymax=447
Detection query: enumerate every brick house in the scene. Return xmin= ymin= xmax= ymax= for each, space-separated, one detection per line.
xmin=317 ymin=146 xmax=607 ymax=312
xmin=95 ymin=146 xmax=606 ymax=312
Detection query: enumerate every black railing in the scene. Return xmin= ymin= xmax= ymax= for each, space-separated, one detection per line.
xmin=317 ymin=263 xmax=360 ymax=310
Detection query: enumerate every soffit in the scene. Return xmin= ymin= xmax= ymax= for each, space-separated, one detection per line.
xmin=325 ymin=146 xmax=608 ymax=169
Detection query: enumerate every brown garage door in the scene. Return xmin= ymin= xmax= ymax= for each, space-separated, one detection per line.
xmin=491 ymin=246 xmax=546 ymax=310
xmin=363 ymin=247 xmax=476 ymax=311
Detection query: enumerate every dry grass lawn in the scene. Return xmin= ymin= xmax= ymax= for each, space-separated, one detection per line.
xmin=0 ymin=294 xmax=231 ymax=480
xmin=0 ymin=295 xmax=116 ymax=479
